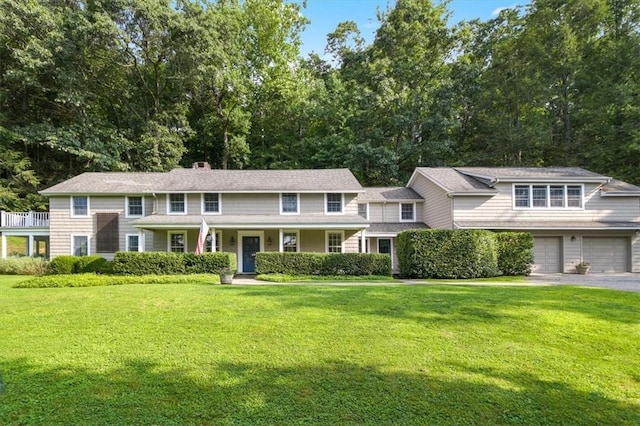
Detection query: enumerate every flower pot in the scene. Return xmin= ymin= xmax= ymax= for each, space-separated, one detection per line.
xmin=219 ymin=273 xmax=234 ymax=284
xmin=576 ymin=265 xmax=590 ymax=275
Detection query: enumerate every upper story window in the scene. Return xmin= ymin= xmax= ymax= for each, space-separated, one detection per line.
xmin=168 ymin=193 xmax=186 ymax=214
xmin=514 ymin=184 xmax=583 ymax=209
xmin=400 ymin=203 xmax=416 ymax=221
xmin=126 ymin=196 xmax=144 ymax=217
xmin=281 ymin=193 xmax=299 ymax=214
xmin=326 ymin=193 xmax=343 ymax=214
xmin=358 ymin=203 xmax=368 ymax=219
xmin=202 ymin=193 xmax=220 ymax=214
xmin=71 ymin=196 xmax=89 ymax=217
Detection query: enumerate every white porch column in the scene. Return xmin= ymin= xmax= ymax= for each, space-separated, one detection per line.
xmin=360 ymin=230 xmax=366 ymax=253
xmin=1 ymin=234 xmax=6 ymax=259
xmin=278 ymin=229 xmax=283 ymax=252
xmin=28 ymin=234 xmax=35 ymax=257
xmin=138 ymin=230 xmax=145 ymax=252
xmin=211 ymin=228 xmax=216 ymax=252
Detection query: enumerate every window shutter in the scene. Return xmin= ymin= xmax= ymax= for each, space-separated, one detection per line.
xmin=96 ymin=213 xmax=119 ymax=253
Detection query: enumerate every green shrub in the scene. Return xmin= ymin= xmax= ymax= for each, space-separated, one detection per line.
xmin=495 ymin=232 xmax=534 ymax=276
xmin=0 ymin=256 xmax=49 ymax=275
xmin=15 ymin=273 xmax=219 ymax=288
xmin=112 ymin=252 xmax=237 ymax=275
xmin=74 ymin=255 xmax=108 ymax=273
xmin=49 ymin=256 xmax=79 ymax=275
xmin=396 ymin=229 xmax=499 ymax=279
xmin=256 ymin=252 xmax=392 ymax=276
xmin=183 ymin=252 xmax=238 ymax=274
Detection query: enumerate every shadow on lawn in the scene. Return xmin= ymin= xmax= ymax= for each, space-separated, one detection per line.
xmin=220 ymin=284 xmax=640 ymax=325
xmin=1 ymin=358 xmax=638 ymax=425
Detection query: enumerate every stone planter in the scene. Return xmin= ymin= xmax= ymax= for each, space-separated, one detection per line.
xmin=219 ymin=272 xmax=234 ymax=284
xmin=576 ymin=264 xmax=590 ymax=275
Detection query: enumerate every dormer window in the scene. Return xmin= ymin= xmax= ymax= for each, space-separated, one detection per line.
xmin=514 ymin=184 xmax=583 ymax=209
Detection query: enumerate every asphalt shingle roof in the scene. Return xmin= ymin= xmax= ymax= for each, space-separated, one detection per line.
xmin=455 ymin=167 xmax=607 ymax=180
xmin=358 ymin=187 xmax=424 ymax=202
xmin=413 ymin=168 xmax=497 ymax=194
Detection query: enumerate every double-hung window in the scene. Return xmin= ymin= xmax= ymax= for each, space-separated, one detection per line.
xmin=281 ymin=193 xmax=299 ymax=214
xmin=127 ymin=196 xmax=144 ymax=217
xmin=326 ymin=193 xmax=343 ymax=213
xmin=71 ymin=196 xmax=89 ymax=217
xmin=400 ymin=203 xmax=415 ymax=222
xmin=202 ymin=193 xmax=220 ymax=214
xmin=168 ymin=231 xmax=186 ymax=252
xmin=514 ymin=184 xmax=583 ymax=209
xmin=283 ymin=231 xmax=298 ymax=252
xmin=168 ymin=194 xmax=186 ymax=214
xmin=72 ymin=235 xmax=89 ymax=256
xmin=126 ymin=234 xmax=140 ymax=252
xmin=358 ymin=203 xmax=368 ymax=219
xmin=326 ymin=231 xmax=343 ymax=253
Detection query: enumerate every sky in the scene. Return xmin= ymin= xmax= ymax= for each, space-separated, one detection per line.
xmin=294 ymin=0 xmax=530 ymax=58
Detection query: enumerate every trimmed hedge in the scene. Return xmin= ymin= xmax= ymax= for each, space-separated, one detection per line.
xmin=16 ymin=273 xmax=218 ymax=288
xmin=256 ymin=252 xmax=392 ymax=276
xmin=112 ymin=252 xmax=237 ymax=275
xmin=495 ymin=232 xmax=534 ymax=276
xmin=397 ymin=229 xmax=499 ymax=279
xmin=49 ymin=255 xmax=109 ymax=274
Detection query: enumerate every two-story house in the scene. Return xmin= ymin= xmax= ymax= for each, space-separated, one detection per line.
xmin=39 ymin=164 xmax=369 ymax=274
xmin=408 ymin=167 xmax=640 ymax=273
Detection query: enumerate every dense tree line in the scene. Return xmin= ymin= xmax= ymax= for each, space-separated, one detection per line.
xmin=1 ymin=0 xmax=638 ymax=210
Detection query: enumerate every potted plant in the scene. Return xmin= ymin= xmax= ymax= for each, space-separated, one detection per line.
xmin=576 ymin=261 xmax=591 ymax=275
xmin=219 ymin=267 xmax=235 ymax=284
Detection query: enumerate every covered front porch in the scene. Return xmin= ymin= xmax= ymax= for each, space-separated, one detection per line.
xmin=1 ymin=211 xmax=50 ymax=259
xmin=133 ymin=215 xmax=369 ymax=274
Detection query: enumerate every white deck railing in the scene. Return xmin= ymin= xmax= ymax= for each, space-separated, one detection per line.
xmin=1 ymin=211 xmax=50 ymax=228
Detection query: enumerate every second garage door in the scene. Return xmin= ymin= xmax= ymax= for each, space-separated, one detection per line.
xmin=533 ymin=237 xmax=561 ymax=273
xmin=583 ymin=237 xmax=628 ymax=273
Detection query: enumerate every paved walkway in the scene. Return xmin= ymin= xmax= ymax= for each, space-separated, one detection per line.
xmin=230 ymin=274 xmax=640 ymax=292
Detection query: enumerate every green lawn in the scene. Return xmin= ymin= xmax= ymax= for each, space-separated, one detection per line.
xmin=1 ymin=276 xmax=639 ymax=425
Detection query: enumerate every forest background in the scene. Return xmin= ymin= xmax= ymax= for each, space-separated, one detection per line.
xmin=1 ymin=0 xmax=638 ymax=211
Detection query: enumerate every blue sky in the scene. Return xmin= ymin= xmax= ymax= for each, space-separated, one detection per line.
xmin=294 ymin=0 xmax=530 ymax=57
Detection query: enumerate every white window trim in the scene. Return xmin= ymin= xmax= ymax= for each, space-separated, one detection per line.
xmin=358 ymin=202 xmax=369 ymax=220
xmin=280 ymin=193 xmax=300 ymax=215
xmin=282 ymin=229 xmax=300 ymax=252
xmin=125 ymin=233 xmax=141 ymax=252
xmin=325 ymin=230 xmax=345 ymax=253
xmin=167 ymin=193 xmax=188 ymax=215
xmin=399 ymin=202 xmax=416 ymax=222
xmin=125 ymin=196 xmax=145 ymax=218
xmin=70 ymin=196 xmax=90 ymax=218
xmin=512 ymin=184 xmax=584 ymax=210
xmin=201 ymin=193 xmax=222 ymax=215
xmin=324 ymin=193 xmax=344 ymax=215
xmin=70 ymin=234 xmax=91 ymax=256
xmin=167 ymin=231 xmax=187 ymax=252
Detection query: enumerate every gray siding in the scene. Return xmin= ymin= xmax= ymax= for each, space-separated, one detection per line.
xmin=368 ymin=202 xmax=423 ymax=223
xmin=409 ymin=174 xmax=452 ymax=228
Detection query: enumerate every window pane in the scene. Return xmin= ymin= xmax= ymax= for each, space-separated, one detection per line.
xmin=549 ymin=186 xmax=564 ymax=207
xmin=73 ymin=197 xmax=88 ymax=216
xmin=127 ymin=235 xmax=139 ymax=252
xmin=128 ymin=197 xmax=143 ymax=216
xmin=326 ymin=193 xmax=342 ymax=213
xmin=378 ymin=239 xmax=391 ymax=255
xmin=514 ymin=186 xmax=529 ymax=207
xmin=170 ymin=233 xmax=185 ymax=252
xmin=203 ymin=193 xmax=219 ymax=213
xmin=401 ymin=203 xmax=414 ymax=220
xmin=532 ymin=185 xmax=547 ymax=207
xmin=281 ymin=193 xmax=298 ymax=213
xmin=358 ymin=204 xmax=368 ymax=219
xmin=73 ymin=236 xmax=88 ymax=256
xmin=567 ymin=185 xmax=582 ymax=207
xmin=283 ymin=232 xmax=297 ymax=252
xmin=169 ymin=194 xmax=185 ymax=213
xmin=327 ymin=232 xmax=342 ymax=253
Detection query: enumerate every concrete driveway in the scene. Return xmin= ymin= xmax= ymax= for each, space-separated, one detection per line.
xmin=526 ymin=273 xmax=640 ymax=293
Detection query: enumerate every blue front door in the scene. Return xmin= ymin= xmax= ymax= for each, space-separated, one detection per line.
xmin=242 ymin=236 xmax=260 ymax=273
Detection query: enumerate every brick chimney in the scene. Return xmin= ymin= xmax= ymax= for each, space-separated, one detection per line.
xmin=192 ymin=162 xmax=211 ymax=170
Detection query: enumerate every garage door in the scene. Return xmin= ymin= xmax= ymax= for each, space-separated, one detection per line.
xmin=533 ymin=237 xmax=561 ymax=273
xmin=583 ymin=237 xmax=628 ymax=273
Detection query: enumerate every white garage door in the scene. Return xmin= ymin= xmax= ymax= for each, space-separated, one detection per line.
xmin=533 ymin=237 xmax=561 ymax=273
xmin=583 ymin=237 xmax=628 ymax=273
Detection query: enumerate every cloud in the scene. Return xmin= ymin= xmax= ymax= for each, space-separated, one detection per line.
xmin=492 ymin=4 xmax=517 ymax=16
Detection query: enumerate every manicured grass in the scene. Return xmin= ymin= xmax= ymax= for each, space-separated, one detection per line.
xmin=257 ymin=273 xmax=395 ymax=282
xmin=16 ymin=273 xmax=219 ymax=287
xmin=1 ymin=276 xmax=639 ymax=425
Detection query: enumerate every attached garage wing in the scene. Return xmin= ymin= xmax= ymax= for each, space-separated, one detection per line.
xmin=533 ymin=237 xmax=561 ymax=273
xmin=583 ymin=237 xmax=628 ymax=273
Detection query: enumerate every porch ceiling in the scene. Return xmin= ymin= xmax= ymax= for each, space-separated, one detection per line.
xmin=133 ymin=214 xmax=369 ymax=230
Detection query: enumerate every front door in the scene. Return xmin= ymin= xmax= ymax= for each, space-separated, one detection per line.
xmin=242 ymin=236 xmax=260 ymax=273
